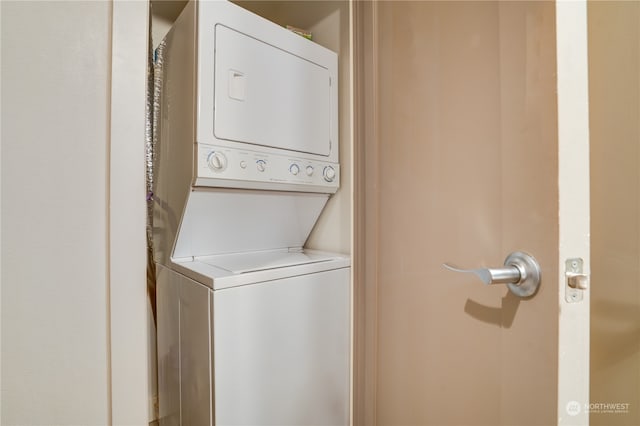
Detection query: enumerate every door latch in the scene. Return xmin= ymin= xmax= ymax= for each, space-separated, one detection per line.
xmin=565 ymin=258 xmax=588 ymax=303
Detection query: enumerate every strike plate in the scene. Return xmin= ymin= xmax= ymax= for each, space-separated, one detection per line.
xmin=565 ymin=258 xmax=587 ymax=303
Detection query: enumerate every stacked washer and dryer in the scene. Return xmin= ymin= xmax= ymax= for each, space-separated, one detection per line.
xmin=153 ymin=1 xmax=350 ymax=425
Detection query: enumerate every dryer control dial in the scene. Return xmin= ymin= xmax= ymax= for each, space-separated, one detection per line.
xmin=207 ymin=151 xmax=227 ymax=172
xmin=197 ymin=145 xmax=340 ymax=191
xmin=323 ymin=166 xmax=336 ymax=182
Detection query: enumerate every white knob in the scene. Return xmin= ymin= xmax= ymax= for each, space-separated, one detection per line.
xmin=306 ymin=166 xmax=314 ymax=176
xmin=256 ymin=160 xmax=266 ymax=172
xmin=207 ymin=151 xmax=227 ymax=172
xmin=290 ymin=164 xmax=300 ymax=175
xmin=323 ymin=166 xmax=336 ymax=182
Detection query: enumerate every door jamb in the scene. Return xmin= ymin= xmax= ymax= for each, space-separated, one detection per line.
xmin=352 ymin=1 xmax=379 ymax=424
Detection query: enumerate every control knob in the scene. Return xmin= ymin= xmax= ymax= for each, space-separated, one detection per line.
xmin=207 ymin=151 xmax=227 ymax=172
xmin=290 ymin=164 xmax=300 ymax=176
xmin=306 ymin=166 xmax=314 ymax=176
xmin=323 ymin=166 xmax=336 ymax=182
xmin=256 ymin=159 xmax=267 ymax=172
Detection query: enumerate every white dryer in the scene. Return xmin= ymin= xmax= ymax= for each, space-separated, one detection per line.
xmin=153 ymin=1 xmax=349 ymax=425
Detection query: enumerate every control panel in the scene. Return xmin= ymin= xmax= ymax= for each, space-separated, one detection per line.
xmin=196 ymin=144 xmax=340 ymax=191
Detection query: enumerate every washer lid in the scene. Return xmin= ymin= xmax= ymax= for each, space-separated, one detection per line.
xmin=200 ymin=249 xmax=332 ymax=274
xmin=171 ymin=249 xmax=350 ymax=290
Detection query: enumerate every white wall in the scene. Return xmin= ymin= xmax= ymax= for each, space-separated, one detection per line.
xmin=1 ymin=1 xmax=149 ymax=424
xmin=1 ymin=1 xmax=111 ymax=423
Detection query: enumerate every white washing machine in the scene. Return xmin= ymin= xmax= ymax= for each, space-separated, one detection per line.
xmin=157 ymin=248 xmax=350 ymax=425
xmin=153 ymin=1 xmax=349 ymax=425
xmin=156 ymin=191 xmax=350 ymax=425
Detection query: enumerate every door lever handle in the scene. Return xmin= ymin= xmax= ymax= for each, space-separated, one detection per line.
xmin=442 ymin=263 xmax=521 ymax=285
xmin=443 ymin=251 xmax=541 ymax=298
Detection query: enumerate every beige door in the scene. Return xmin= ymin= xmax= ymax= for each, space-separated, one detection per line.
xmin=353 ymin=1 xmax=590 ymax=425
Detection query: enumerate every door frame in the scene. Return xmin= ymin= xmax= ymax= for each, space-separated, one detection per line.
xmin=352 ymin=1 xmax=379 ymax=424
xmin=556 ymin=1 xmax=591 ymax=424
xmin=108 ymin=0 xmax=150 ymax=424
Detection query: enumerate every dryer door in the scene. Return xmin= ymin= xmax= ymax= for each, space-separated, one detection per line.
xmin=213 ymin=24 xmax=332 ymax=156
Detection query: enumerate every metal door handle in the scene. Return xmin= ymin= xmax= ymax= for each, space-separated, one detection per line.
xmin=443 ymin=251 xmax=541 ymax=297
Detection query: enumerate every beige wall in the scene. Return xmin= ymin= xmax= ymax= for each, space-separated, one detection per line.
xmin=357 ymin=2 xmax=559 ymax=424
xmin=151 ymin=1 xmax=187 ymax=48
xmin=300 ymin=1 xmax=352 ymax=256
xmin=1 ymin=1 xmax=111 ymax=423
xmin=588 ymin=1 xmax=640 ymax=425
